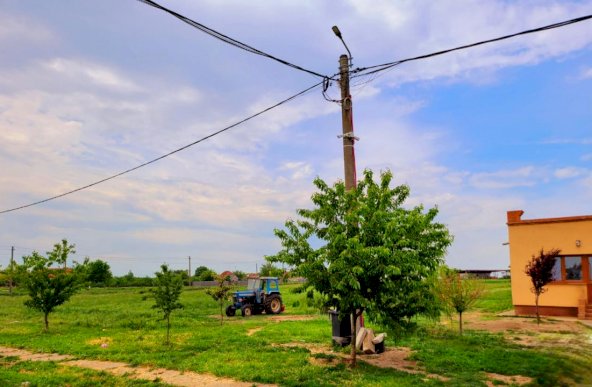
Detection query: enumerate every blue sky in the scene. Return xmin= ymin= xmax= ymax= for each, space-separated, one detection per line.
xmin=1 ymin=1 xmax=591 ymax=276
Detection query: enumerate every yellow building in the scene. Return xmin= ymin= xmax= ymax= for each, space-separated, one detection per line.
xmin=507 ymin=210 xmax=592 ymax=319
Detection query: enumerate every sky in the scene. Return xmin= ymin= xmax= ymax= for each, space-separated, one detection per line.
xmin=1 ymin=0 xmax=591 ymax=276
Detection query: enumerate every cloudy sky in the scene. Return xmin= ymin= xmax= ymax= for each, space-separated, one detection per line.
xmin=1 ymin=1 xmax=591 ymax=276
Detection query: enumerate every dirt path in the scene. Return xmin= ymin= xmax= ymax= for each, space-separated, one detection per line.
xmin=0 ymin=346 xmax=274 ymax=387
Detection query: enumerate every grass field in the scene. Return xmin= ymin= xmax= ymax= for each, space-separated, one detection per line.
xmin=0 ymin=280 xmax=591 ymax=386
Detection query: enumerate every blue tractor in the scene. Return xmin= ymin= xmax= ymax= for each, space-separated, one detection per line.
xmin=225 ymin=276 xmax=284 ymax=317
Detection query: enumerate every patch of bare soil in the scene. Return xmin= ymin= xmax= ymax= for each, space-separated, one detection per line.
xmin=247 ymin=326 xmax=263 ymax=336
xmin=277 ymin=343 xmax=449 ymax=381
xmin=267 ymin=315 xmax=317 ymax=322
xmin=0 ymin=346 xmax=274 ymax=387
xmin=62 ymin=360 xmax=274 ymax=387
xmin=485 ymin=372 xmax=532 ymax=386
xmin=0 ymin=346 xmax=72 ymax=362
xmin=464 ymin=314 xmax=586 ymax=335
xmin=363 ymin=348 xmax=450 ymax=381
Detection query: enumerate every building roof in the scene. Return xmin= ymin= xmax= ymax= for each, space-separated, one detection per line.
xmin=507 ymin=210 xmax=592 ymax=226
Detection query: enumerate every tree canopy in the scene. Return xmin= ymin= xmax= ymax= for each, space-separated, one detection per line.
xmin=436 ymin=267 xmax=484 ymax=335
xmin=150 ymin=264 xmax=183 ymax=344
xmin=525 ymin=248 xmax=561 ymax=324
xmin=21 ymin=240 xmax=84 ymax=331
xmin=85 ymin=259 xmax=113 ymax=286
xmin=267 ymin=169 xmax=452 ymax=330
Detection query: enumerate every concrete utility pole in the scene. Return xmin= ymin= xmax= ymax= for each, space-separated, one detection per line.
xmin=333 ymin=26 xmax=357 ymax=190
xmin=338 ymin=54 xmax=357 ymax=190
xmin=188 ymin=256 xmax=191 ymax=278
xmin=333 ymin=25 xmax=361 ymax=367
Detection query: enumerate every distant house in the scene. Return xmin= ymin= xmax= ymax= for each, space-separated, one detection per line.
xmin=507 ymin=210 xmax=592 ymax=319
xmin=219 ymin=271 xmax=239 ymax=283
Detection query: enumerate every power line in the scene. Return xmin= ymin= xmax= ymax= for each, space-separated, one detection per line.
xmin=0 ymin=81 xmax=323 ymax=215
xmin=352 ymin=14 xmax=592 ymax=78
xmin=137 ymin=0 xmax=326 ymax=79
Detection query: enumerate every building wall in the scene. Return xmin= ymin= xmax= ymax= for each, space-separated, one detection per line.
xmin=507 ymin=210 xmax=592 ymax=315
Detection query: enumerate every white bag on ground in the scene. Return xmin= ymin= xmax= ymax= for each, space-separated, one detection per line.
xmin=362 ymin=329 xmax=376 ymax=354
xmin=355 ymin=327 xmax=367 ymax=350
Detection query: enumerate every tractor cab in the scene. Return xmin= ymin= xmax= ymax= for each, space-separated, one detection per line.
xmin=226 ymin=276 xmax=284 ymax=317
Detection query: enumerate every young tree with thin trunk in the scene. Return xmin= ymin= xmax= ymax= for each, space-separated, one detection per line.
xmin=267 ymin=169 xmax=452 ymax=367
xmin=206 ymin=275 xmax=232 ymax=325
xmin=525 ymin=248 xmax=561 ymax=324
xmin=150 ymin=264 xmax=183 ymax=345
xmin=437 ymin=267 xmax=484 ymax=335
xmin=21 ymin=240 xmax=82 ymax=331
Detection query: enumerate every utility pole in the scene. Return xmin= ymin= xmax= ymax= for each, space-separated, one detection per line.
xmin=338 ymin=54 xmax=357 ymax=190
xmin=333 ymin=26 xmax=357 ymax=191
xmin=188 ymin=256 xmax=191 ymax=278
xmin=333 ymin=25 xmax=360 ymax=367
xmin=9 ymin=246 xmax=15 ymax=295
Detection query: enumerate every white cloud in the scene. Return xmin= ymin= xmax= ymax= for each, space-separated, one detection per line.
xmin=554 ymin=167 xmax=584 ymax=179
xmin=43 ymin=58 xmax=142 ymax=93
xmin=469 ymin=166 xmax=537 ymax=189
xmin=580 ymin=67 xmax=592 ymax=79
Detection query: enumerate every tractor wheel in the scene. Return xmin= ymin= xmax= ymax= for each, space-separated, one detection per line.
xmin=265 ymin=295 xmax=283 ymax=314
xmin=241 ymin=304 xmax=253 ymax=317
xmin=225 ymin=305 xmax=236 ymax=317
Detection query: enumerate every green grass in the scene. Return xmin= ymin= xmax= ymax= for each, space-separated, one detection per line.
xmin=0 ymin=357 xmax=169 ymax=386
xmin=0 ymin=280 xmax=589 ymax=386
xmin=473 ymin=279 xmax=513 ymax=313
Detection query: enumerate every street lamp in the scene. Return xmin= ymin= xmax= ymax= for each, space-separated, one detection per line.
xmin=332 ymin=25 xmax=352 ymax=65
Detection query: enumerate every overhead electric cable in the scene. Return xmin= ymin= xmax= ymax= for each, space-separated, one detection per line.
xmin=137 ymin=0 xmax=326 ymax=79
xmin=0 ymin=81 xmax=323 ymax=215
xmin=352 ymin=14 xmax=592 ymax=78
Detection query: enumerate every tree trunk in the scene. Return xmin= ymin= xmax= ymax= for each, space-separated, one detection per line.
xmin=166 ymin=314 xmax=170 ymax=345
xmin=535 ymin=293 xmax=540 ymax=325
xmin=459 ymin=311 xmax=463 ymax=335
xmin=350 ymin=312 xmax=357 ymax=367
xmin=44 ymin=312 xmax=49 ymax=332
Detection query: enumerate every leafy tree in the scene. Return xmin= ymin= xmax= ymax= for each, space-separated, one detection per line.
xmin=0 ymin=259 xmax=19 ymax=295
xmin=21 ymin=240 xmax=83 ymax=331
xmin=267 ymin=169 xmax=452 ymax=366
xmin=150 ymin=264 xmax=183 ymax=345
xmin=259 ymin=262 xmax=283 ymax=278
xmin=525 ymin=248 xmax=561 ymax=324
xmin=85 ymin=259 xmax=113 ymax=286
xmin=233 ymin=270 xmax=247 ymax=280
xmin=206 ymin=275 xmax=233 ymax=325
xmin=194 ymin=266 xmax=216 ymax=281
xmin=436 ymin=267 xmax=484 ymax=335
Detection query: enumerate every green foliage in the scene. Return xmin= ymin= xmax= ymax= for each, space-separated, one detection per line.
xmin=193 ymin=266 xmax=216 ymax=281
xmin=149 ymin=264 xmax=183 ymax=344
xmin=86 ymin=259 xmax=113 ymax=286
xmin=0 ymin=259 xmax=19 ymax=294
xmin=436 ymin=267 xmax=484 ymax=334
xmin=21 ymin=240 xmax=84 ymax=331
xmin=111 ymin=271 xmax=154 ymax=287
xmin=259 ymin=262 xmax=283 ymax=278
xmin=206 ymin=275 xmax=233 ymax=325
xmin=268 ymin=169 xmax=453 ymax=330
xmin=233 ymin=270 xmax=247 ymax=280
xmin=525 ymin=248 xmax=561 ymax=324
